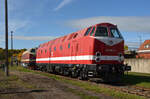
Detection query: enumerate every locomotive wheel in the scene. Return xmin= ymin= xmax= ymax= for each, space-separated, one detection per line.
xmin=71 ymin=71 xmax=78 ymax=78
xmin=79 ymin=71 xmax=88 ymax=80
xmin=41 ymin=67 xmax=47 ymax=72
xmin=60 ymin=68 xmax=64 ymax=75
xmin=78 ymin=71 xmax=83 ymax=80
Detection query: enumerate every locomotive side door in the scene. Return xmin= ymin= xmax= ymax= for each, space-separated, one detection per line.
xmin=71 ymin=42 xmax=75 ymax=63
xmin=49 ymin=46 xmax=53 ymax=72
xmin=71 ymin=45 xmax=73 ymax=63
xmin=73 ymin=42 xmax=78 ymax=63
xmin=75 ymin=43 xmax=78 ymax=58
xmin=49 ymin=47 xmax=51 ymax=64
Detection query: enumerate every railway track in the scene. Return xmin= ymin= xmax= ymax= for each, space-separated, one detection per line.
xmin=33 ymin=69 xmax=150 ymax=98
xmin=96 ymin=83 xmax=150 ymax=98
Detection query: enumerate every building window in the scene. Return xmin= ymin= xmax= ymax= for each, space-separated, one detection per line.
xmin=144 ymin=44 xmax=150 ymax=48
xmin=45 ymin=50 xmax=47 ymax=53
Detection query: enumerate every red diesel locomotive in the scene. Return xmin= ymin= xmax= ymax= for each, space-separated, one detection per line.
xmin=21 ymin=48 xmax=36 ymax=69
xmin=36 ymin=23 xmax=131 ymax=82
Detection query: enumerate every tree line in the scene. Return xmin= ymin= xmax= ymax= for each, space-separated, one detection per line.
xmin=0 ymin=48 xmax=27 ymax=64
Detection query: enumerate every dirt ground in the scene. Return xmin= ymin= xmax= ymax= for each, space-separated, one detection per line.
xmin=0 ymin=70 xmax=116 ymax=99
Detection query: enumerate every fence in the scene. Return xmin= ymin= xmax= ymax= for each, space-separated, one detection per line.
xmin=124 ymin=59 xmax=150 ymax=73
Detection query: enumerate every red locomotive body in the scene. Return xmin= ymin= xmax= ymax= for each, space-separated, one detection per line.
xmin=36 ymin=23 xmax=130 ymax=82
xmin=21 ymin=48 xmax=36 ymax=69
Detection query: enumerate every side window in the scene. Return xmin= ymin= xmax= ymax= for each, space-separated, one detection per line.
xmin=60 ymin=45 xmax=63 ymax=50
xmin=68 ymin=43 xmax=70 ymax=48
xmin=41 ymin=50 xmax=42 ymax=54
xmin=49 ymin=48 xmax=51 ymax=52
xmin=84 ymin=27 xmax=92 ymax=36
xmin=54 ymin=47 xmax=56 ymax=51
xmin=90 ymin=27 xmax=95 ymax=36
xmin=73 ymin=33 xmax=78 ymax=39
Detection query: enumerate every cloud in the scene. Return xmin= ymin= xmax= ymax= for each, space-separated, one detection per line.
xmin=125 ymin=42 xmax=140 ymax=49
xmin=54 ymin=0 xmax=73 ymax=11
xmin=66 ymin=16 xmax=150 ymax=33
xmin=0 ymin=19 xmax=30 ymax=33
xmin=14 ymin=36 xmax=58 ymax=41
xmin=9 ymin=20 xmax=30 ymax=32
xmin=0 ymin=19 xmax=30 ymax=48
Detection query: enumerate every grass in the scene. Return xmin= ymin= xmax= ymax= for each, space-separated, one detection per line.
xmin=0 ymin=71 xmax=18 ymax=89
xmin=67 ymin=88 xmax=99 ymax=99
xmin=123 ymin=72 xmax=150 ymax=88
xmin=0 ymin=69 xmax=36 ymax=90
xmin=10 ymin=66 xmax=99 ymax=99
xmin=10 ymin=66 xmax=150 ymax=99
xmin=0 ymin=67 xmax=98 ymax=99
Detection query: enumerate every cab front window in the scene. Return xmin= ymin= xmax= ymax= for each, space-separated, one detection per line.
xmin=31 ymin=49 xmax=35 ymax=53
xmin=95 ymin=27 xmax=108 ymax=37
xmin=110 ymin=28 xmax=122 ymax=38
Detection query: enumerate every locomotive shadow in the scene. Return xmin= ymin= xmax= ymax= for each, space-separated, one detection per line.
xmin=99 ymin=74 xmax=150 ymax=87
xmin=121 ymin=74 xmax=150 ymax=86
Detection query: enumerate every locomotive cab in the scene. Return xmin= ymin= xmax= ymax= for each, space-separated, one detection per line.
xmin=91 ymin=24 xmax=125 ymax=64
xmin=94 ymin=25 xmax=123 ymax=39
xmin=83 ymin=23 xmax=128 ymax=82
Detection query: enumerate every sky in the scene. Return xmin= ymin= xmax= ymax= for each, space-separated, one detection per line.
xmin=0 ymin=0 xmax=150 ymax=49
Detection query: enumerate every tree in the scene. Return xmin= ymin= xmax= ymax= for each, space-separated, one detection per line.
xmin=0 ymin=48 xmax=5 ymax=62
xmin=124 ymin=45 xmax=128 ymax=51
xmin=0 ymin=48 xmax=27 ymax=64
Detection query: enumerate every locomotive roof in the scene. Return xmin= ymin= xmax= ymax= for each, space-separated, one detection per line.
xmin=22 ymin=48 xmax=36 ymax=55
xmin=38 ymin=22 xmax=116 ymax=48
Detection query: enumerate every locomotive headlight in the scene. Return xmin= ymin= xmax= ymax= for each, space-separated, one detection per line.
xmin=96 ymin=51 xmax=101 ymax=56
xmin=118 ymin=53 xmax=124 ymax=62
xmin=95 ymin=57 xmax=101 ymax=62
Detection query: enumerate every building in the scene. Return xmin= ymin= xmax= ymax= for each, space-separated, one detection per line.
xmin=136 ymin=40 xmax=150 ymax=58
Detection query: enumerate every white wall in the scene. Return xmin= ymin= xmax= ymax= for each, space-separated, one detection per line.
xmin=124 ymin=59 xmax=150 ymax=73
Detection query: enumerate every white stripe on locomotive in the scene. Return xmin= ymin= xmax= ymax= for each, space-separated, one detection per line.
xmin=36 ymin=55 xmax=120 ymax=61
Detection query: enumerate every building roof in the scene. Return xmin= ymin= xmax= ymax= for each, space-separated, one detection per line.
xmin=137 ymin=40 xmax=150 ymax=53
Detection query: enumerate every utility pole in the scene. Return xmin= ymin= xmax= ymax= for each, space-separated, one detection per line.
xmin=138 ymin=34 xmax=142 ymax=46
xmin=5 ymin=0 xmax=9 ymax=76
xmin=11 ymin=31 xmax=13 ymax=66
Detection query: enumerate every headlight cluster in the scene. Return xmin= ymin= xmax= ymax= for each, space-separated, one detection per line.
xmin=95 ymin=52 xmax=101 ymax=62
xmin=118 ymin=53 xmax=124 ymax=62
